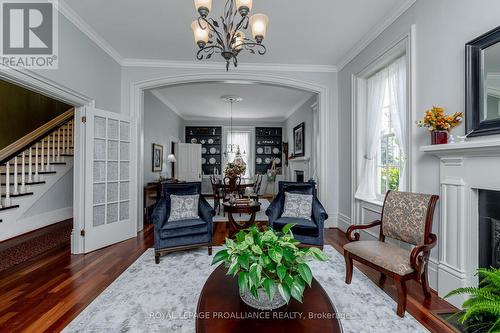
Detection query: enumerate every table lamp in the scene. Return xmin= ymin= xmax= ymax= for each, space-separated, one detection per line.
xmin=167 ymin=154 xmax=177 ymax=179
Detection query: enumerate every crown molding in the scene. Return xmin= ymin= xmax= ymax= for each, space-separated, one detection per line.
xmin=57 ymin=0 xmax=123 ymax=65
xmin=149 ymin=89 xmax=186 ymax=120
xmin=122 ymin=58 xmax=338 ymax=73
xmin=336 ymin=0 xmax=417 ymax=71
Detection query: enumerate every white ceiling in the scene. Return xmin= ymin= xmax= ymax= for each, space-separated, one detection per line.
xmin=151 ymin=82 xmax=314 ymax=121
xmin=62 ymin=0 xmax=412 ymax=68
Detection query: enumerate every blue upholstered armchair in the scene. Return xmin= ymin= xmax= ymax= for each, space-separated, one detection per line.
xmin=151 ymin=182 xmax=215 ymax=263
xmin=265 ymin=181 xmax=328 ymax=247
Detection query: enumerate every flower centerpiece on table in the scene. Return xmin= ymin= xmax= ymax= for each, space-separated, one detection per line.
xmin=416 ymin=106 xmax=463 ymax=145
xmin=224 ymin=161 xmax=246 ymax=178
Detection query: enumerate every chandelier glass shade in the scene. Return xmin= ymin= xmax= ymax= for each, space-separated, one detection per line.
xmin=192 ymin=0 xmax=268 ymax=71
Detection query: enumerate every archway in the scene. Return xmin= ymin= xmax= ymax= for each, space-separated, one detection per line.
xmin=129 ymin=72 xmax=331 ymax=230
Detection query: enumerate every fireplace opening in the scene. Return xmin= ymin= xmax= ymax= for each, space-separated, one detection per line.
xmin=479 ymin=190 xmax=500 ymax=269
xmin=295 ymin=170 xmax=305 ymax=183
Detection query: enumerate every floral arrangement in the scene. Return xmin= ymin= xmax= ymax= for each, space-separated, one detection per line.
xmin=224 ymin=161 xmax=246 ymax=178
xmin=416 ymin=106 xmax=463 ymax=132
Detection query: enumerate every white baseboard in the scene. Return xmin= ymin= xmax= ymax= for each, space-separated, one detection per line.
xmin=337 ymin=212 xmax=351 ymax=231
xmin=13 ymin=207 xmax=73 ymax=239
xmin=325 ymin=212 xmax=338 ymax=228
xmin=437 ymin=261 xmax=468 ymax=308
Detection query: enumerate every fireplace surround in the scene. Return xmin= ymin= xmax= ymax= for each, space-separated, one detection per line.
xmin=422 ymin=139 xmax=500 ymax=307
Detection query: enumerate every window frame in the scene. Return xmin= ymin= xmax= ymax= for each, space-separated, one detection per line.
xmin=351 ymin=32 xmax=414 ymax=208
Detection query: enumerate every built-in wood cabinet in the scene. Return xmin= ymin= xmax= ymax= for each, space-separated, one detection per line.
xmin=185 ymin=126 xmax=222 ymax=176
xmin=255 ymin=127 xmax=283 ymax=175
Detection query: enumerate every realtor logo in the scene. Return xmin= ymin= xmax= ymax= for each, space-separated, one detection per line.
xmin=1 ymin=0 xmax=58 ymax=69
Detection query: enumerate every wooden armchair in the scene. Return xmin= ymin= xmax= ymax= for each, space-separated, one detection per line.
xmin=343 ymin=190 xmax=439 ymax=317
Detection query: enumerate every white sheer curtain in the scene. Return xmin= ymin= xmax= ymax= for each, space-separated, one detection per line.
xmin=226 ymin=131 xmax=252 ymax=178
xmin=388 ymin=56 xmax=407 ymax=191
xmin=355 ymin=68 xmax=387 ymax=201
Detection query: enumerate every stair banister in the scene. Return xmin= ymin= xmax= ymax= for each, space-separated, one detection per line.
xmin=0 ymin=108 xmax=74 ymax=166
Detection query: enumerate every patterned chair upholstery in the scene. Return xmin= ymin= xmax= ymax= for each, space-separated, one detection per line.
xmin=266 ymin=181 xmax=328 ymax=247
xmin=151 ymin=182 xmax=215 ymax=264
xmin=343 ymin=191 xmax=439 ymax=317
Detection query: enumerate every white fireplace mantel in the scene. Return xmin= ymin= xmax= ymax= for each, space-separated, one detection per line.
xmin=421 ymin=139 xmax=500 ymax=307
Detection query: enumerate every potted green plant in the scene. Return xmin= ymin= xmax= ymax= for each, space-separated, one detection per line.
xmin=211 ymin=223 xmax=328 ymax=310
xmin=445 ymin=267 xmax=500 ymax=332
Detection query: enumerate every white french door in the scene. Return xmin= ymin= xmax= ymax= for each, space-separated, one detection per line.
xmin=84 ymin=108 xmax=136 ymax=253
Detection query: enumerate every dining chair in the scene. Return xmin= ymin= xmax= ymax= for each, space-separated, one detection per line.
xmin=210 ymin=175 xmax=223 ymax=215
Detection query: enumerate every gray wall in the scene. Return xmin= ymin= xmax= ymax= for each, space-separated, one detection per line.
xmin=34 ymin=14 xmax=122 ymax=112
xmin=285 ymin=95 xmax=317 ymax=161
xmin=143 ymin=91 xmax=184 ymax=184
xmin=337 ymin=0 xmax=500 ymax=286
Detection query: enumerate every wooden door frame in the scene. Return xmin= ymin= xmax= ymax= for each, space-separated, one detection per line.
xmin=0 ymin=67 xmax=93 ymax=254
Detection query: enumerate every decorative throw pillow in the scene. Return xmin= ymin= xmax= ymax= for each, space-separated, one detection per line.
xmin=281 ymin=192 xmax=313 ymax=220
xmin=168 ymin=194 xmax=200 ymax=222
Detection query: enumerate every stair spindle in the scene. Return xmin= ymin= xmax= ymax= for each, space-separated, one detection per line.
xmin=66 ymin=123 xmax=70 ymax=154
xmin=46 ymin=135 xmax=51 ymax=171
xmin=71 ymin=120 xmax=74 ymax=153
xmin=57 ymin=128 xmax=61 ymax=162
xmin=3 ymin=161 xmax=11 ymax=207
xmin=28 ymin=147 xmax=33 ymax=183
xmin=61 ymin=126 xmax=66 ymax=159
xmin=35 ymin=142 xmax=40 ymax=181
xmin=12 ymin=157 xmax=18 ymax=195
xmin=52 ymin=131 xmax=56 ymax=163
xmin=20 ymin=152 xmax=26 ymax=193
xmin=40 ymin=138 xmax=45 ymax=172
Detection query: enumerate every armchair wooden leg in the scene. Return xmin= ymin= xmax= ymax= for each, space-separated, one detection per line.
xmin=421 ymin=267 xmax=431 ymax=299
xmin=155 ymin=252 xmax=160 ymax=264
xmin=379 ymin=273 xmax=386 ymax=287
xmin=395 ymin=277 xmax=407 ymax=317
xmin=208 ymin=246 xmax=212 ymax=256
xmin=344 ymin=251 xmax=353 ymax=284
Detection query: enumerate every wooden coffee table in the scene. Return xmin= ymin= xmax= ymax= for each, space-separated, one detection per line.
xmin=196 ymin=265 xmax=343 ymax=333
xmin=222 ymin=201 xmax=261 ymax=237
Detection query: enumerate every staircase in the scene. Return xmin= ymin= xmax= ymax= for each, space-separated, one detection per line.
xmin=0 ymin=109 xmax=75 ymax=240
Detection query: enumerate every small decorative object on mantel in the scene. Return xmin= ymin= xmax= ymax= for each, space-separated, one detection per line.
xmin=211 ymin=224 xmax=329 ymax=310
xmin=416 ymin=106 xmax=463 ymax=145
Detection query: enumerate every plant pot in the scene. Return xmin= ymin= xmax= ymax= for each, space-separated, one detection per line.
xmin=431 ymin=130 xmax=448 ymax=145
xmin=239 ymin=286 xmax=286 ymax=310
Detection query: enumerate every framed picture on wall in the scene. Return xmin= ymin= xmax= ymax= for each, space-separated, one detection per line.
xmin=264 ymin=146 xmax=272 ymax=154
xmin=152 ymin=143 xmax=163 ymax=172
xmin=293 ymin=122 xmax=305 ymax=157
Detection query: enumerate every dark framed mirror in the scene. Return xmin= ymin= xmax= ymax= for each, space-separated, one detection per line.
xmin=466 ymin=25 xmax=500 ymax=137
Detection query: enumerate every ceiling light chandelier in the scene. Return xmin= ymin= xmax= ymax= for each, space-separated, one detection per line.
xmin=192 ymin=0 xmax=269 ymax=71
xmin=222 ymin=95 xmax=246 ymax=162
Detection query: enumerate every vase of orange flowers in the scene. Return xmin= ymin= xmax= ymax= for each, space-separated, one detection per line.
xmin=416 ymin=106 xmax=463 ymax=145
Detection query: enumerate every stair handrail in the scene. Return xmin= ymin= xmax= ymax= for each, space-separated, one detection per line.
xmin=0 ymin=107 xmax=75 ymax=165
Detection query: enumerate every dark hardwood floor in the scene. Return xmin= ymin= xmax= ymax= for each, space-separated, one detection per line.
xmin=0 ymin=222 xmax=456 ymax=332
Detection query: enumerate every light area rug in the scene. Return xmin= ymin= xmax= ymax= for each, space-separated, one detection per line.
xmin=209 ymin=199 xmax=270 ymax=222
xmin=63 ymin=246 xmax=428 ymax=333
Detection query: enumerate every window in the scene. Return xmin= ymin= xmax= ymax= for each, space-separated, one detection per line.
xmin=224 ymin=129 xmax=253 ymax=178
xmin=355 ymin=55 xmax=408 ymax=202
xmin=377 ymin=82 xmax=403 ymax=197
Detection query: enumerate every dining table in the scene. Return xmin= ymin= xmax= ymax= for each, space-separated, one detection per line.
xmin=212 ymin=178 xmax=255 ymax=191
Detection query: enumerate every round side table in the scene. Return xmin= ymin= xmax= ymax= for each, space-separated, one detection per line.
xmin=222 ymin=201 xmax=261 ymax=237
